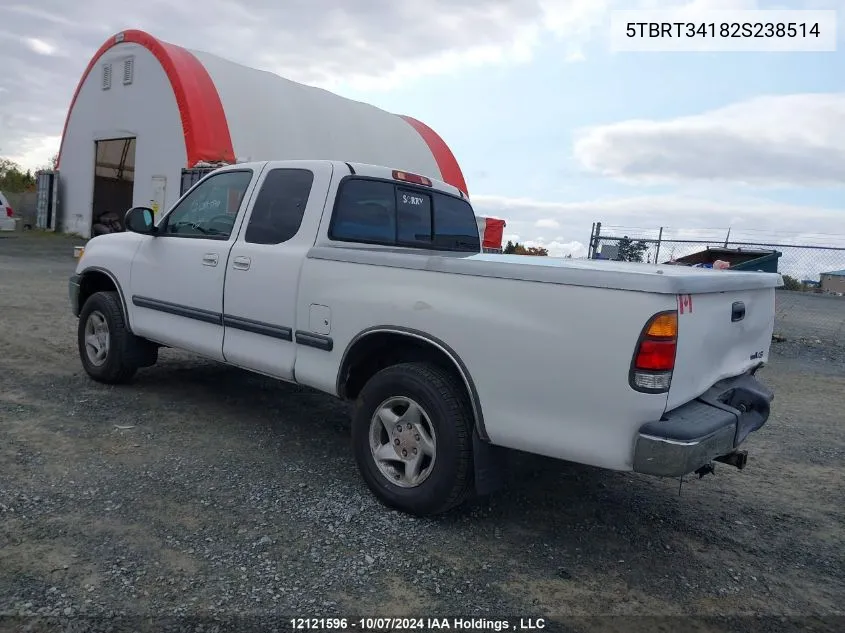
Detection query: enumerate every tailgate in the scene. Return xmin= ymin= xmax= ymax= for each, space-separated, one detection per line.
xmin=667 ymin=287 xmax=776 ymax=411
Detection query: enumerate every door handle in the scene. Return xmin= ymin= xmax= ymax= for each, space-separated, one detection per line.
xmin=232 ymin=256 xmax=251 ymax=271
xmin=202 ymin=253 xmax=219 ymax=267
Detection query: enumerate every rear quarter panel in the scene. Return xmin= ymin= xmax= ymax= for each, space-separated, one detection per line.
xmin=668 ymin=287 xmax=776 ymax=411
xmin=294 ymin=255 xmax=675 ymax=471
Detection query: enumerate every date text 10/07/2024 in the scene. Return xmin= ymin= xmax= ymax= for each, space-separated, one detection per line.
xmin=290 ymin=618 xmax=547 ymax=631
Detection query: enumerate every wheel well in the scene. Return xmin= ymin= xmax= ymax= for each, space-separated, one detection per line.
xmin=78 ymin=270 xmax=118 ymax=310
xmin=338 ymin=331 xmax=485 ymax=437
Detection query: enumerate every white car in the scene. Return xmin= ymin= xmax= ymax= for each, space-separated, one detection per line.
xmin=69 ymin=160 xmax=781 ymax=515
xmin=0 ymin=190 xmax=15 ymax=231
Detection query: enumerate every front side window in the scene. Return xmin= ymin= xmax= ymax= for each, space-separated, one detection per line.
xmin=244 ymin=168 xmax=314 ymax=245
xmin=330 ymin=177 xmax=479 ymax=252
xmin=160 ymin=170 xmax=253 ymax=239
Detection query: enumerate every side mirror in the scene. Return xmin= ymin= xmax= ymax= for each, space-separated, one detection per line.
xmin=124 ymin=207 xmax=157 ymax=235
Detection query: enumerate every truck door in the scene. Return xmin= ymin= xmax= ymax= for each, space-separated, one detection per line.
xmin=221 ymin=161 xmax=334 ymax=379
xmin=128 ymin=167 xmax=260 ymax=360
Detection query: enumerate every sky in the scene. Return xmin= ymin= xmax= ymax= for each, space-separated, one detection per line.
xmin=1 ymin=0 xmax=844 ymax=272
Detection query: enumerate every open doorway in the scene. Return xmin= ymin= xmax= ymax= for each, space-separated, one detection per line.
xmin=91 ymin=137 xmax=136 ymax=236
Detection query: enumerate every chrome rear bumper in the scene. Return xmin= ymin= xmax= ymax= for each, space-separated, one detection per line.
xmin=633 ymin=373 xmax=774 ymax=478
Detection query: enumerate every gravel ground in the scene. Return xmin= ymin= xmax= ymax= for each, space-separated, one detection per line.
xmin=1 ymin=234 xmax=844 ymax=632
xmin=774 ymin=291 xmax=845 ymax=346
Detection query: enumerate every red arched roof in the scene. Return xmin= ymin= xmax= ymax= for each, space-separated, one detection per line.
xmin=398 ymin=115 xmax=468 ymax=196
xmin=57 ymin=30 xmax=468 ymax=196
xmin=56 ymin=29 xmax=234 ymax=169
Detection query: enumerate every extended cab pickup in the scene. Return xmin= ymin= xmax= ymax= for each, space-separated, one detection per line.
xmin=69 ymin=160 xmax=781 ymax=515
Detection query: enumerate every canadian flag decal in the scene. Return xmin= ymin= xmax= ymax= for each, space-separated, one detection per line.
xmin=678 ymin=294 xmax=693 ymax=314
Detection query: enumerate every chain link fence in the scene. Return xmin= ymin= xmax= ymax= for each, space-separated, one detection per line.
xmin=587 ymin=224 xmax=845 ymax=346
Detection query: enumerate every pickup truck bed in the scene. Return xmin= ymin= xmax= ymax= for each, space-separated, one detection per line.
xmin=69 ymin=160 xmax=781 ymax=516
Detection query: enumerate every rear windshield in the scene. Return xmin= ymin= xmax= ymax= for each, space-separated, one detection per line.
xmin=329 ymin=178 xmax=480 ymax=252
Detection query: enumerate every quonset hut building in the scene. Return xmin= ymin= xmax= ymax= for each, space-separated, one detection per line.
xmin=55 ymin=29 xmax=505 ymax=250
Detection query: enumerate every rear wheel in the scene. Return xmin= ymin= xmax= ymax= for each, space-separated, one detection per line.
xmin=351 ymin=362 xmax=474 ymax=516
xmin=77 ymin=291 xmax=155 ymax=384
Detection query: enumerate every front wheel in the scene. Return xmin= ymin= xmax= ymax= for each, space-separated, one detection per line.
xmin=77 ymin=291 xmax=151 ymax=384
xmin=351 ymin=362 xmax=474 ymax=516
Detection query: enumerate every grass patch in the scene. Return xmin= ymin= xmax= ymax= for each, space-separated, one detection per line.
xmin=18 ymin=228 xmax=87 ymax=242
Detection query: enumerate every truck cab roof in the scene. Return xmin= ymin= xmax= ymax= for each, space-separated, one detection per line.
xmin=212 ymin=160 xmax=467 ymax=201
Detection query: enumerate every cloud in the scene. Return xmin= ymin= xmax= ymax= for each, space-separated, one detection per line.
xmin=530 ymin=238 xmax=589 ymax=257
xmin=473 ymin=191 xmax=845 ymax=237
xmin=0 ymin=0 xmax=617 ymax=170
xmin=24 ymin=37 xmax=59 ymax=56
xmin=4 ymin=0 xmax=833 ymax=171
xmin=5 ymin=134 xmax=62 ymax=171
xmin=535 ymin=218 xmax=561 ymax=229
xmin=573 ymin=93 xmax=845 ymax=187
xmin=472 ymin=191 xmax=845 ymax=274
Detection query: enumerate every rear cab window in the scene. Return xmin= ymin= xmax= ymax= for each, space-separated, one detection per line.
xmin=329 ymin=177 xmax=479 ymax=252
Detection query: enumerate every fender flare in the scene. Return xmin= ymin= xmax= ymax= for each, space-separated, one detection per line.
xmin=337 ymin=325 xmax=488 ymax=441
xmin=77 ymin=266 xmax=134 ymax=333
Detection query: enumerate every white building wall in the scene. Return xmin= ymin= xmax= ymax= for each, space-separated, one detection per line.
xmin=59 ymin=43 xmax=187 ymax=237
xmin=191 ymin=50 xmax=442 ymax=180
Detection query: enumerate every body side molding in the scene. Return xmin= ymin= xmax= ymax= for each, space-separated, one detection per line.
xmin=295 ymin=330 xmax=334 ymax=351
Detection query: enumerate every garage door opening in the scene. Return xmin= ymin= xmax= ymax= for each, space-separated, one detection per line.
xmin=92 ymin=137 xmax=135 ymax=236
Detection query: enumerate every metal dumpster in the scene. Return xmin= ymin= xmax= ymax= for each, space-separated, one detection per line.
xmin=665 ymin=246 xmax=782 ymax=273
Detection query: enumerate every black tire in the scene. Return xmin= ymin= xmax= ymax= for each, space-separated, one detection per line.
xmin=352 ymin=362 xmax=474 ymax=516
xmin=77 ymin=291 xmax=153 ymax=384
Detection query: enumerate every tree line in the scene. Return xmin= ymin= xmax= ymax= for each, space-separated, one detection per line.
xmin=611 ymin=236 xmax=650 ymax=262
xmin=503 ymin=240 xmax=551 ymax=256
xmin=503 ymin=236 xmax=650 ymax=261
xmin=0 ymin=155 xmax=58 ymax=193
xmin=0 ymin=158 xmax=36 ymax=193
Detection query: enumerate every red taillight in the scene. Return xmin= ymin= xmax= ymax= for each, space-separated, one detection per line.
xmin=392 ymin=170 xmax=432 ymax=187
xmin=4 ymin=206 xmax=12 ymax=218
xmin=635 ymin=339 xmax=677 ymax=371
xmin=630 ymin=310 xmax=678 ymax=393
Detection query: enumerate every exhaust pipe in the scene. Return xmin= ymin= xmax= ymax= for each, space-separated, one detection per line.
xmin=714 ymin=449 xmax=748 ymax=470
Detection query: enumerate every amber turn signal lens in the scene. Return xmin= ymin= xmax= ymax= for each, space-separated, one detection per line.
xmin=646 ymin=313 xmax=678 ymax=338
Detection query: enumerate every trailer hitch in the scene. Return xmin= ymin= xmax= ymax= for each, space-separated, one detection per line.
xmin=679 ymin=462 xmax=716 ymax=495
xmin=714 ymin=449 xmax=748 ymax=470
xmin=681 ymin=450 xmax=750 ymax=494
xmin=694 ymin=463 xmax=716 ymax=479
xmin=692 ymin=450 xmax=747 ymax=481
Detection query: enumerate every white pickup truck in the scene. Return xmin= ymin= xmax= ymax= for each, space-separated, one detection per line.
xmin=69 ymin=160 xmax=781 ymax=515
